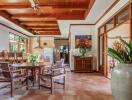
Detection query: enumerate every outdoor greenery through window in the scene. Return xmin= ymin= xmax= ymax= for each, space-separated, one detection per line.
xmin=9 ymin=32 xmax=28 ymax=53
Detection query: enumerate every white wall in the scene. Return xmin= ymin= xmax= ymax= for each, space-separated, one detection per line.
xmin=69 ymin=25 xmax=97 ymax=70
xmin=0 ymin=24 xmax=29 ymax=52
xmin=31 ymin=37 xmax=55 ymax=55
xmin=108 ymin=23 xmax=130 ymax=48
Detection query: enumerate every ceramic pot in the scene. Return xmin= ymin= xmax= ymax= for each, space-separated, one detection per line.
xmin=111 ymin=64 xmax=132 ymax=100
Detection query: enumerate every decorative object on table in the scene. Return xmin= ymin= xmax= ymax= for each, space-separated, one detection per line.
xmin=108 ymin=38 xmax=132 ymax=100
xmin=28 ymin=54 xmax=39 ymax=65
xmin=75 ymin=35 xmax=92 ymax=57
xmin=79 ymin=46 xmax=91 ymax=57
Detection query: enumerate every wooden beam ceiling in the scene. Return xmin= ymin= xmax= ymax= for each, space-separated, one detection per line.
xmin=11 ymin=11 xmax=85 ymax=20
xmin=0 ymin=0 xmax=95 ymax=36
xmin=20 ymin=21 xmax=57 ymax=24
xmin=0 ymin=3 xmax=88 ymax=10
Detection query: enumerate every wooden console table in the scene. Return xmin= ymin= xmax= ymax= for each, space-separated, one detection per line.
xmin=74 ymin=56 xmax=93 ymax=72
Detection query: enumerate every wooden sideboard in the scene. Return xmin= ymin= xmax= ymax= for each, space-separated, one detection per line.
xmin=74 ymin=56 xmax=93 ymax=72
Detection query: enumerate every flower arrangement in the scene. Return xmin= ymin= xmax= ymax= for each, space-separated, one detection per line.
xmin=28 ymin=54 xmax=39 ymax=63
xmin=78 ymin=44 xmax=91 ymax=57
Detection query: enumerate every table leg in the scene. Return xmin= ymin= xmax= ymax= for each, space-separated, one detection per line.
xmin=38 ymin=68 xmax=41 ymax=89
xmin=31 ymin=69 xmax=35 ymax=87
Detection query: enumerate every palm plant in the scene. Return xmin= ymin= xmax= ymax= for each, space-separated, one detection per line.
xmin=108 ymin=38 xmax=132 ymax=64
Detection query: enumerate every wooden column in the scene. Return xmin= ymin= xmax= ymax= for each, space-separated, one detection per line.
xmin=130 ymin=3 xmax=132 ymax=40
xmin=29 ymin=38 xmax=33 ymax=53
xmin=103 ymin=32 xmax=108 ymax=77
xmin=98 ymin=29 xmax=101 ymax=72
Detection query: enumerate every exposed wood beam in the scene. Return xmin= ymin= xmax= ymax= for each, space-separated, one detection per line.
xmin=27 ymin=26 xmax=58 ymax=28
xmin=27 ymin=27 xmax=58 ymax=30
xmin=0 ymin=3 xmax=88 ymax=10
xmin=36 ymin=32 xmax=60 ymax=35
xmin=0 ymin=10 xmax=34 ymax=35
xmin=22 ymin=23 xmax=57 ymax=26
xmin=35 ymin=30 xmax=59 ymax=33
xmin=11 ymin=13 xmax=85 ymax=20
xmin=31 ymin=29 xmax=59 ymax=31
xmin=20 ymin=21 xmax=57 ymax=24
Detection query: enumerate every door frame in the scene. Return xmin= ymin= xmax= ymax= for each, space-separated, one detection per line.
xmin=98 ymin=2 xmax=132 ymax=77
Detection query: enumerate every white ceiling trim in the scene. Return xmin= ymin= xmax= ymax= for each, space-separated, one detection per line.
xmin=0 ymin=16 xmax=33 ymax=36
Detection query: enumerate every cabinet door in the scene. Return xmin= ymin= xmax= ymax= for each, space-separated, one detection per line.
xmin=83 ymin=59 xmax=92 ymax=72
xmin=75 ymin=58 xmax=83 ymax=71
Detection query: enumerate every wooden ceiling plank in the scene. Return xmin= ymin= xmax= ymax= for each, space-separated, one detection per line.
xmin=85 ymin=0 xmax=95 ymax=18
xmin=35 ymin=30 xmax=59 ymax=32
xmin=37 ymin=32 xmax=60 ymax=35
xmin=27 ymin=26 xmax=58 ymax=28
xmin=0 ymin=3 xmax=88 ymax=10
xmin=27 ymin=27 xmax=59 ymax=30
xmin=11 ymin=13 xmax=84 ymax=20
xmin=32 ymin=29 xmax=59 ymax=31
xmin=20 ymin=21 xmax=57 ymax=24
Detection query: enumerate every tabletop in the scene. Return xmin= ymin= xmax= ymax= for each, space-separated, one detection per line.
xmin=10 ymin=62 xmax=44 ymax=69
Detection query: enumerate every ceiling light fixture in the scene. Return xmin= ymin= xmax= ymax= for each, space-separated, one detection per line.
xmin=29 ymin=0 xmax=39 ymax=10
xmin=29 ymin=0 xmax=40 ymax=15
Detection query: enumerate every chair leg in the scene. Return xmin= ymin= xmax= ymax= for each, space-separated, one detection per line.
xmin=26 ymin=69 xmax=29 ymax=90
xmin=63 ymin=76 xmax=65 ymax=89
xmin=51 ymin=78 xmax=53 ymax=94
xmin=11 ymin=79 xmax=14 ymax=97
xmin=26 ymin=77 xmax=29 ymax=90
xmin=38 ymin=75 xmax=41 ymax=89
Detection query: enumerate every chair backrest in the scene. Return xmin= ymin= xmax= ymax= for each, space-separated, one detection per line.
xmin=17 ymin=52 xmax=23 ymax=59
xmin=3 ymin=50 xmax=9 ymax=60
xmin=8 ymin=52 xmax=15 ymax=59
xmin=61 ymin=59 xmax=65 ymax=66
xmin=0 ymin=52 xmax=4 ymax=61
xmin=56 ymin=59 xmax=65 ymax=67
xmin=0 ymin=62 xmax=11 ymax=78
xmin=44 ymin=56 xmax=50 ymax=62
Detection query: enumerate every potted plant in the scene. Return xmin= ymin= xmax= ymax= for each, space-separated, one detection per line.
xmin=108 ymin=38 xmax=132 ymax=100
xmin=28 ymin=54 xmax=39 ymax=65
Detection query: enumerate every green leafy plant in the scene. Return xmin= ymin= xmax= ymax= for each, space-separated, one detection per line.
xmin=28 ymin=54 xmax=39 ymax=63
xmin=108 ymin=38 xmax=132 ymax=64
xmin=79 ymin=47 xmax=91 ymax=56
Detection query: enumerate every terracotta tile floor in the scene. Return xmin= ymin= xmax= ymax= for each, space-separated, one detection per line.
xmin=0 ymin=73 xmax=113 ymax=100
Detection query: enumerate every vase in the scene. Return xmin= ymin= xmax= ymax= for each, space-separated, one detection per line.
xmin=32 ymin=61 xmax=35 ymax=66
xmin=111 ymin=64 xmax=132 ymax=100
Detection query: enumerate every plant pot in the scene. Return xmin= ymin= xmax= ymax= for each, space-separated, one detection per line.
xmin=111 ymin=64 xmax=132 ymax=100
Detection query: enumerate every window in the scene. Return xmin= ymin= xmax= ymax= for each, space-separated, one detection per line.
xmin=20 ymin=37 xmax=26 ymax=53
xmin=100 ymin=26 xmax=105 ymax=34
xmin=9 ymin=33 xmax=28 ymax=53
xmin=9 ymin=33 xmax=19 ymax=52
xmin=106 ymin=19 xmax=114 ymax=31
xmin=116 ymin=7 xmax=129 ymax=25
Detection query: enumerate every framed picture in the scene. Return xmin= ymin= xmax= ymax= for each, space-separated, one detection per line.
xmin=75 ymin=35 xmax=92 ymax=48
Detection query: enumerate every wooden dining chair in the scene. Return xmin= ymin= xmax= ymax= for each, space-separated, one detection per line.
xmin=8 ymin=52 xmax=15 ymax=63
xmin=0 ymin=62 xmax=28 ymax=97
xmin=0 ymin=52 xmax=4 ymax=61
xmin=16 ymin=52 xmax=23 ymax=63
xmin=2 ymin=50 xmax=9 ymax=61
xmin=38 ymin=65 xmax=66 ymax=94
